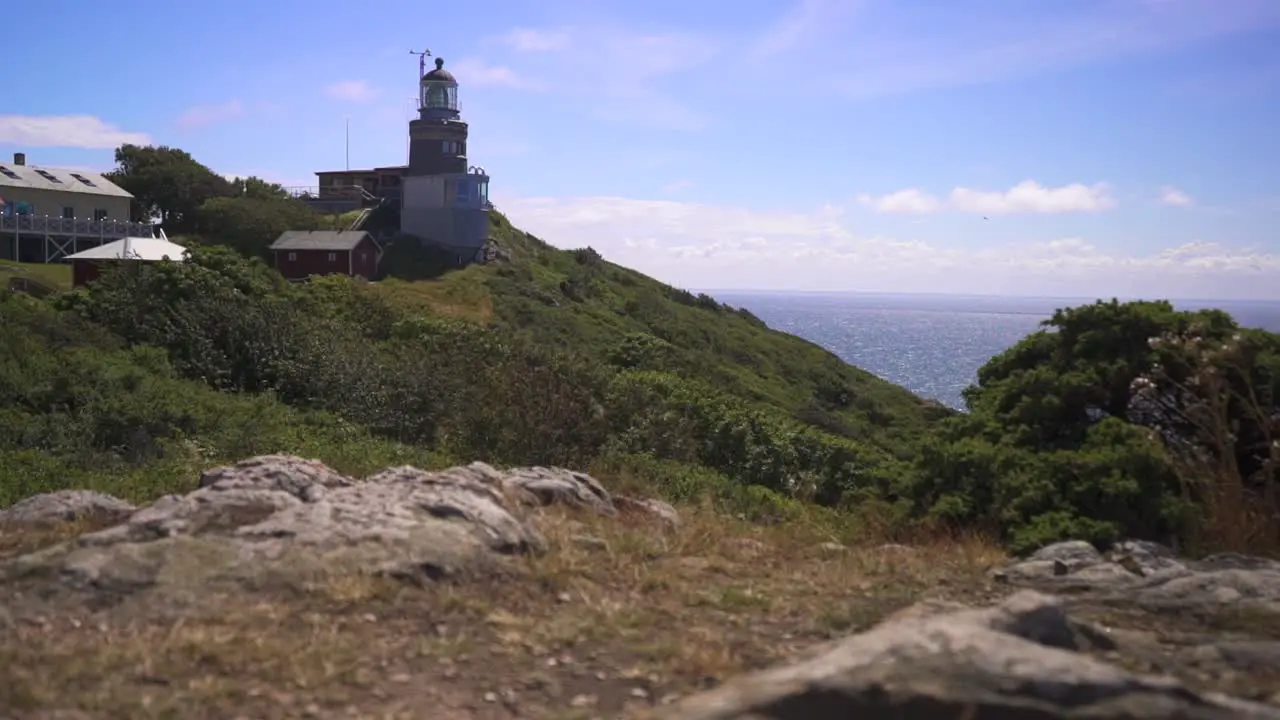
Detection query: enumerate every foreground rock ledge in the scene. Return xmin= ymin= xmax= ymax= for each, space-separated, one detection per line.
xmin=0 ymin=454 xmax=677 ymax=597
xmin=997 ymin=539 xmax=1280 ymax=613
xmin=658 ymin=590 xmax=1280 ymax=720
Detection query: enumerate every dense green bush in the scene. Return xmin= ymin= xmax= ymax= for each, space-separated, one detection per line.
xmin=0 ymin=291 xmax=445 ymax=505
xmin=5 ymin=239 xmax=924 ymax=521
xmin=910 ymin=299 xmax=1280 ymax=555
xmin=603 ymin=371 xmax=911 ymax=506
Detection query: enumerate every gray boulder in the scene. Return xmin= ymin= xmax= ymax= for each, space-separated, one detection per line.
xmin=658 ymin=590 xmax=1280 ymax=719
xmin=1 ymin=455 xmax=675 ymax=600
xmin=994 ymin=539 xmax=1280 ymax=613
xmin=0 ymin=490 xmax=137 ymax=528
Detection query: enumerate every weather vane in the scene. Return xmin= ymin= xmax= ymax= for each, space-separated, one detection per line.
xmin=409 ymin=47 xmax=432 ymax=78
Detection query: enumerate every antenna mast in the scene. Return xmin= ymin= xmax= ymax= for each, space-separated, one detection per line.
xmin=407 ymin=48 xmax=432 ymax=163
xmin=409 ymin=47 xmax=432 ymax=81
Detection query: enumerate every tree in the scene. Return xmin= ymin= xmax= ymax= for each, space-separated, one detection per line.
xmin=195 ymin=196 xmax=323 ymax=259
xmin=228 ymin=176 xmax=292 ymax=201
xmin=105 ymin=144 xmax=235 ymax=231
xmin=53 ymin=246 xmax=301 ymax=393
xmin=1134 ymin=326 xmax=1280 ymax=551
xmin=913 ymin=299 xmax=1280 ymax=554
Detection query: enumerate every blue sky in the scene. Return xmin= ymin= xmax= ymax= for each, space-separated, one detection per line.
xmin=5 ymin=0 xmax=1280 ymax=299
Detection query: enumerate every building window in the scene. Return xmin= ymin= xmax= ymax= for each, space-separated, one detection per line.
xmin=70 ymin=173 xmax=97 ymax=187
xmin=360 ymin=252 xmax=368 ymax=263
xmin=34 ymin=168 xmax=63 ymax=184
xmin=93 ymin=209 xmax=109 ymax=221
xmin=0 ymin=166 xmax=19 ymax=180
xmin=62 ymin=207 xmax=75 ymax=219
xmin=328 ymin=252 xmax=337 ymax=262
xmin=456 ymin=181 xmax=471 ymax=203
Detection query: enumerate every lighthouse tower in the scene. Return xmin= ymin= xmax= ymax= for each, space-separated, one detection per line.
xmin=400 ymin=56 xmax=491 ymax=260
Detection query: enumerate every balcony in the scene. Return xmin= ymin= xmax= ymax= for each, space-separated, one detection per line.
xmin=1 ymin=214 xmax=156 ymax=239
xmin=287 ymin=184 xmax=397 ymax=213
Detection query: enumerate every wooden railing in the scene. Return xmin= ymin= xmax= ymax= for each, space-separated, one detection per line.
xmin=1 ymin=215 xmax=155 ymax=239
xmin=285 ymin=184 xmax=383 ymax=202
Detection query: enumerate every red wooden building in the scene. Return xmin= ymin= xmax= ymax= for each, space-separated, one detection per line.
xmin=268 ymin=230 xmax=381 ymax=281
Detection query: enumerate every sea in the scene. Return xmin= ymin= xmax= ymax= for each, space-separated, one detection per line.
xmin=710 ymin=292 xmax=1280 ymax=411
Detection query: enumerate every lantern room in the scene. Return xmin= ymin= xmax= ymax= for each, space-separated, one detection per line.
xmin=419 ymin=57 xmax=459 ymax=120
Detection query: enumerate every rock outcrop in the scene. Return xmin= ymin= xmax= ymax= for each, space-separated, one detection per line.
xmin=0 ymin=455 xmax=673 ymax=603
xmin=7 ymin=468 xmax=1280 ymax=719
xmin=662 ymin=539 xmax=1280 ymax=719
xmin=994 ymin=539 xmax=1280 ymax=612
xmin=659 ymin=589 xmax=1280 ymax=719
xmin=0 ymin=490 xmax=137 ymax=527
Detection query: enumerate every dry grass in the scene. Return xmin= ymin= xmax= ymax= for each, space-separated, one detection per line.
xmin=0 ymin=499 xmax=1007 ymax=719
xmin=369 ymin=275 xmax=493 ymax=324
xmin=1140 ymin=329 xmax=1280 ymax=557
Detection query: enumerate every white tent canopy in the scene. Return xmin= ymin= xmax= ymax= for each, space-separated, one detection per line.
xmin=63 ymin=236 xmax=189 ymax=262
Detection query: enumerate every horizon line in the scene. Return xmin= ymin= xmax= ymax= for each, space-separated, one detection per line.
xmin=695 ymin=289 xmax=1280 ymax=305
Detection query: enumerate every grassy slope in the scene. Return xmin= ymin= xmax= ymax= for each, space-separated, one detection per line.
xmin=0 ymin=260 xmax=71 ymax=293
xmin=374 ymin=212 xmax=948 ymax=456
xmin=1 ymin=209 xmax=944 ymax=510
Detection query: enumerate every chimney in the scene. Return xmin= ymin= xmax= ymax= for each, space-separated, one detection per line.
xmin=12 ymin=152 xmax=25 ymax=166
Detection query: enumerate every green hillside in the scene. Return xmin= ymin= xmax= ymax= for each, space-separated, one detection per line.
xmin=6 ymin=142 xmax=1275 ymax=558
xmin=0 ymin=219 xmax=947 ymax=529
xmin=376 ymin=212 xmax=947 ymax=451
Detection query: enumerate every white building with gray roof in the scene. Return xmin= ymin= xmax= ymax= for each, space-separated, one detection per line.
xmin=0 ymin=152 xmax=155 ymax=263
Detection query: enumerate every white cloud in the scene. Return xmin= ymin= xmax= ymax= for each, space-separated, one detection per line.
xmin=449 ymin=59 xmax=545 ymax=91
xmin=857 ymin=181 xmax=1115 ymax=215
xmin=176 ymin=100 xmax=245 ymax=129
xmin=752 ymin=0 xmax=864 ymax=58
xmin=949 ymin=181 xmax=1115 ymax=215
xmin=570 ymin=28 xmax=722 ymax=130
xmin=493 ymin=193 xmax=1280 ymax=300
xmin=1159 ymin=185 xmax=1195 ymax=207
xmin=755 ymin=1 xmax=1280 ymax=100
xmin=0 ymin=115 xmax=151 ymax=149
xmin=662 ymin=179 xmax=695 ymax=194
xmin=479 ymin=24 xmax=721 ymax=130
xmin=856 ymin=188 xmax=941 ymax=214
xmin=324 ymin=80 xmax=379 ymax=103
xmin=497 ymin=27 xmax=572 ymax=53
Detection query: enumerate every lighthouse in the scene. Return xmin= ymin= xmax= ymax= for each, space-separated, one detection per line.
xmin=400 ymin=56 xmax=492 ymax=260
